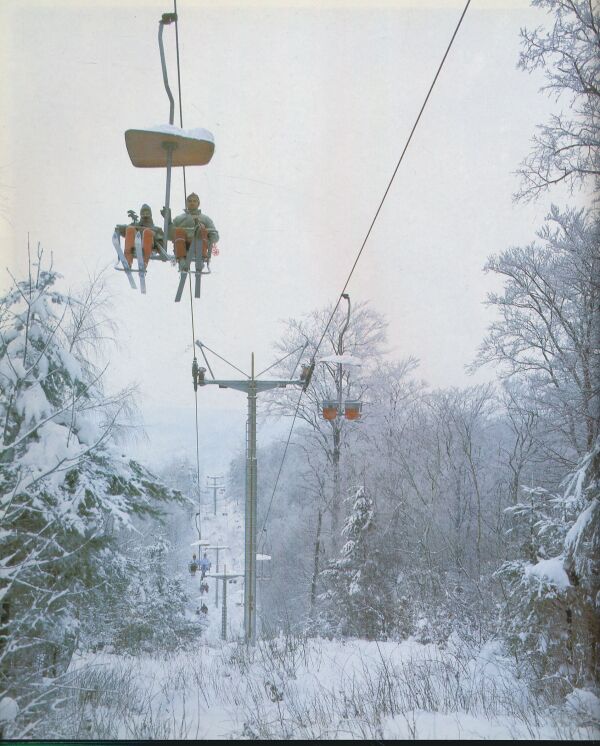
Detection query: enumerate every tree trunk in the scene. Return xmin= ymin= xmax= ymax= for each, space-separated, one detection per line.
xmin=310 ymin=509 xmax=323 ymax=615
xmin=332 ymin=426 xmax=341 ymax=546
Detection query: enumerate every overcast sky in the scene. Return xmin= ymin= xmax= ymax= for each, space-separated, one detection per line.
xmin=0 ymin=0 xmax=577 ymax=472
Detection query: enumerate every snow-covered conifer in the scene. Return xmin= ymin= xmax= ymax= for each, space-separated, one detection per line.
xmin=319 ymin=485 xmax=394 ymax=639
xmin=85 ymin=534 xmax=199 ymax=654
xmin=496 ymin=441 xmax=599 ymax=687
xmin=0 ymin=252 xmax=185 ymax=712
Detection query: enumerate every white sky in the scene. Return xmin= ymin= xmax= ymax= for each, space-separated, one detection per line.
xmin=0 ymin=0 xmax=576 ymax=469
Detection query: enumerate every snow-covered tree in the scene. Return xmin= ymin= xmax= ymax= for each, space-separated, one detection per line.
xmin=563 ymin=442 xmax=600 ymax=684
xmin=496 ymin=442 xmax=599 ymax=687
xmin=0 ymin=251 xmax=186 ymax=715
xmin=267 ymin=300 xmax=387 ymax=545
xmin=475 ymin=205 xmax=599 ymax=467
xmin=84 ymin=534 xmax=199 ymax=654
xmin=319 ymin=485 xmax=395 ymax=639
xmin=515 ymin=0 xmax=600 ymax=200
xmin=489 ymin=0 xmax=600 ymax=693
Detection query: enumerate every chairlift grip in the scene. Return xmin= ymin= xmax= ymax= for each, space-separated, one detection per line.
xmin=302 ymin=361 xmax=315 ymax=391
xmin=192 ymin=357 xmax=199 ymax=391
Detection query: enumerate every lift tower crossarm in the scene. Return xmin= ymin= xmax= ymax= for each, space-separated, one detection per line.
xmin=199 ymin=379 xmax=303 ymax=392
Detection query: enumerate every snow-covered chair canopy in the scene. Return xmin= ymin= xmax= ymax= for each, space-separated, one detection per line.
xmin=125 ymin=124 xmax=215 ymax=167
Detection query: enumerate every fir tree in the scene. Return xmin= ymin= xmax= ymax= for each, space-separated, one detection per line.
xmin=319 ymin=485 xmax=394 ymax=639
xmin=85 ymin=534 xmax=200 ymax=654
xmin=0 ymin=251 xmax=186 ymax=720
xmin=496 ymin=443 xmax=599 ymax=688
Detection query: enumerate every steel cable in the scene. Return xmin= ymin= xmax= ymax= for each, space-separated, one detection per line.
xmin=258 ymin=0 xmax=473 ymax=544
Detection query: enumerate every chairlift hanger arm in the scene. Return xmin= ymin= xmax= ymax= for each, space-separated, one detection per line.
xmin=338 ymin=293 xmax=351 ymax=356
xmin=158 ymin=14 xmax=176 ymax=126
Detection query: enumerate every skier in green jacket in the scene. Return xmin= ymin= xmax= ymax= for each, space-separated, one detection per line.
xmin=169 ymin=193 xmax=219 ymax=271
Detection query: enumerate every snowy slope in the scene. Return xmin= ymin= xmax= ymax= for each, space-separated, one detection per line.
xmin=21 ymin=480 xmax=598 ymax=740
xmin=49 ymin=636 xmax=598 ymax=740
xmin=180 ymin=496 xmax=246 ymax=643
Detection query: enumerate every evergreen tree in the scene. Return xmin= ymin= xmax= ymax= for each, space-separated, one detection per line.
xmin=84 ymin=534 xmax=200 ymax=654
xmin=319 ymin=486 xmax=394 ymax=639
xmin=0 ymin=253 xmax=186 ymax=718
xmin=496 ymin=443 xmax=599 ymax=688
xmin=562 ymin=442 xmax=599 ymax=685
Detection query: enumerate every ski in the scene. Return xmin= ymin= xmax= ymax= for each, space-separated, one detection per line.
xmin=135 ymin=231 xmax=146 ymax=294
xmin=195 ymin=267 xmax=202 ymax=299
xmin=194 ymin=238 xmax=202 ymax=299
xmin=174 ymin=239 xmax=195 ymax=302
xmin=112 ymin=231 xmax=137 ymax=290
xmin=174 ymin=270 xmax=187 ymax=303
xmin=174 ymin=249 xmax=190 ymax=302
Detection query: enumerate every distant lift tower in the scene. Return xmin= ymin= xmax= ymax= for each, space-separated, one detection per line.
xmin=195 ymin=347 xmax=312 ymax=643
xmin=206 ymin=475 xmax=225 ymax=515
xmin=211 ymin=565 xmax=243 ymax=641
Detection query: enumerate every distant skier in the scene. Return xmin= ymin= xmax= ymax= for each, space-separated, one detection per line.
xmin=189 ymin=553 xmax=199 ymax=574
xmin=200 ymin=582 xmax=209 ymax=595
xmin=200 ymin=603 xmax=208 ymax=615
xmin=199 ymin=552 xmax=211 ymax=579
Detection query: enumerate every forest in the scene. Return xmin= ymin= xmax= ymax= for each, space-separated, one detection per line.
xmin=0 ymin=0 xmax=598 ymax=739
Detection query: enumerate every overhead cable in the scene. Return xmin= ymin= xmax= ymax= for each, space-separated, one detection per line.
xmin=259 ymin=0 xmax=473 ymax=542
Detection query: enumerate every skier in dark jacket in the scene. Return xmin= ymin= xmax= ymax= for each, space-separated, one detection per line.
xmin=115 ymin=203 xmax=164 ymax=266
xmin=199 ymin=552 xmax=211 ymax=579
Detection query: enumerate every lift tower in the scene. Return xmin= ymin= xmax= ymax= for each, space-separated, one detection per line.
xmin=195 ymin=348 xmax=312 ymax=643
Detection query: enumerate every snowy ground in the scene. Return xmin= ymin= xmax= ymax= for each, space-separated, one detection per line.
xmin=30 ymin=497 xmax=600 ymax=740
xmin=44 ymin=636 xmax=598 ymax=740
xmin=181 ymin=496 xmax=246 ymax=643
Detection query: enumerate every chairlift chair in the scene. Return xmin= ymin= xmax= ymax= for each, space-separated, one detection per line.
xmin=344 ymin=400 xmax=362 ymax=420
xmin=113 ymin=12 xmax=216 ymax=302
xmin=321 ymin=399 xmax=362 ymax=421
xmin=256 ymin=552 xmax=273 ymax=581
xmin=322 ymin=400 xmax=339 ymax=421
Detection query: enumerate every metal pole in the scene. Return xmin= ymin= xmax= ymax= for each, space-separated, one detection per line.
xmin=338 ymin=293 xmax=351 ymax=415
xmin=196 ymin=349 xmax=307 ymax=643
xmin=158 ymin=18 xmax=176 ymax=261
xmin=215 ymin=546 xmax=220 ymax=608
xmin=207 ymin=476 xmax=222 ymax=516
xmin=244 ymin=353 xmax=258 ymax=643
xmin=158 ymin=19 xmax=175 ymax=126
xmin=162 ymin=144 xmax=175 ymax=255
xmin=221 ymin=567 xmax=227 ymax=640
xmin=332 ymin=294 xmax=351 ymax=545
xmin=244 ymin=413 xmax=249 ymax=638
